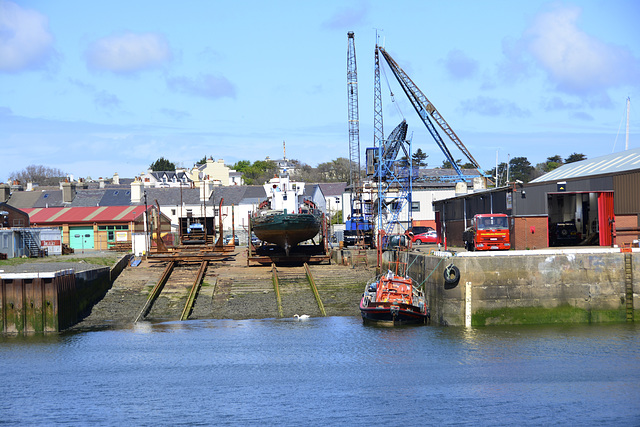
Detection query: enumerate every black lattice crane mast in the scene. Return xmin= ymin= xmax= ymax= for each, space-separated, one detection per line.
xmin=377 ymin=46 xmax=485 ymax=180
xmin=347 ymin=32 xmax=361 ymax=189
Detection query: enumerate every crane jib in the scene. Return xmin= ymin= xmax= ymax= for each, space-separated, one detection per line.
xmin=378 ymin=46 xmax=484 ymax=176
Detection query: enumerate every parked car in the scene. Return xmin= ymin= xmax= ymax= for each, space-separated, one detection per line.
xmin=412 ymin=230 xmax=437 ymax=245
xmin=224 ymin=234 xmax=239 ymax=245
xmin=251 ymin=233 xmax=261 ymax=246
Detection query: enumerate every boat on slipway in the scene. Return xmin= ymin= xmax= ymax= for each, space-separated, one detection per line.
xmin=251 ymin=172 xmax=322 ymax=256
xmin=359 ymin=262 xmax=429 ymax=325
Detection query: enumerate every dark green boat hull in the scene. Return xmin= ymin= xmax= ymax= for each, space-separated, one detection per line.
xmin=251 ymin=213 xmax=321 ymax=253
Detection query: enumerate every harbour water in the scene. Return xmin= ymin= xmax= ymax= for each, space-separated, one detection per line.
xmin=1 ymin=317 xmax=639 ymax=426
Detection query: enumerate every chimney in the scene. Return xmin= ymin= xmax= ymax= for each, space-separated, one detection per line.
xmin=99 ymin=177 xmax=105 ymax=188
xmin=454 ymin=181 xmax=468 ymax=195
xmin=131 ymin=179 xmax=142 ymax=204
xmin=26 ymin=182 xmax=33 ymax=191
xmin=473 ymin=176 xmax=487 ymax=191
xmin=200 ymin=179 xmax=213 ymax=202
xmin=0 ymin=183 xmax=10 ymax=203
xmin=113 ymin=172 xmax=120 ymax=185
xmin=62 ymin=181 xmax=77 ymax=203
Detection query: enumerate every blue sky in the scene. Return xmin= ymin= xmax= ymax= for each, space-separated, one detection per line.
xmin=1 ymin=0 xmax=639 ymax=181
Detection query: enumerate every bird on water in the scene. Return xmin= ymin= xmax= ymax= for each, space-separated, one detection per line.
xmin=294 ymin=314 xmax=310 ymax=320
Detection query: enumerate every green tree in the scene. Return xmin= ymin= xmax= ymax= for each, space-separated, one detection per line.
xmin=440 ymin=159 xmax=462 ymax=169
xmin=509 ymin=156 xmax=535 ymax=183
xmin=196 ymin=156 xmax=213 ymax=165
xmin=9 ymin=164 xmax=66 ymax=185
xmin=314 ymin=157 xmax=351 ymax=182
xmin=294 ymin=163 xmax=319 ymax=182
xmin=534 ymin=155 xmax=563 ymax=176
xmin=565 ymin=153 xmax=587 ymax=164
xmin=150 ymin=157 xmax=176 ymax=171
xmin=487 ymin=162 xmax=508 ymax=186
xmin=330 ymin=210 xmax=343 ymax=225
xmin=411 ymin=148 xmax=428 ymax=167
xmin=545 ymin=155 xmax=563 ymax=171
xmin=240 ymin=160 xmax=278 ymax=185
xmin=231 ymin=160 xmax=251 ymax=172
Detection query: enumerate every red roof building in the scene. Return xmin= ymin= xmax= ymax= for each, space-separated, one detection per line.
xmin=22 ymin=205 xmax=171 ymax=251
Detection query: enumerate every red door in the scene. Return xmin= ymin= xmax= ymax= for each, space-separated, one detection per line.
xmin=597 ymin=192 xmax=614 ymax=246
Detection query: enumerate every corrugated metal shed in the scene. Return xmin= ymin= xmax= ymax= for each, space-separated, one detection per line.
xmin=531 ymin=147 xmax=640 ymax=183
xmin=23 ymin=206 xmax=146 ymax=225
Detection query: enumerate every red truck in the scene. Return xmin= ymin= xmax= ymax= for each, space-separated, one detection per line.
xmin=462 ymin=214 xmax=511 ymax=251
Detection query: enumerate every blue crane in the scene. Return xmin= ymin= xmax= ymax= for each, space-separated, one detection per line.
xmin=377 ymin=46 xmax=485 ymax=181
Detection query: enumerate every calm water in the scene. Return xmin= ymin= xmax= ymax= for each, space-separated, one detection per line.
xmin=1 ymin=318 xmax=639 ymax=426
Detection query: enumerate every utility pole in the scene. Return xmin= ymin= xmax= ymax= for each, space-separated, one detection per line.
xmin=144 ymin=191 xmax=149 ymax=255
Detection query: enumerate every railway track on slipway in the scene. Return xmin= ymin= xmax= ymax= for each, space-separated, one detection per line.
xmin=135 ymin=260 xmax=208 ymax=322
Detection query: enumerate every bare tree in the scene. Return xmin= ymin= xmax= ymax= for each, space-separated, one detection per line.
xmin=9 ymin=165 xmax=67 ymax=186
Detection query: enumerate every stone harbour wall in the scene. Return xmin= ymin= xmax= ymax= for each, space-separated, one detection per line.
xmin=385 ymin=248 xmax=639 ymax=326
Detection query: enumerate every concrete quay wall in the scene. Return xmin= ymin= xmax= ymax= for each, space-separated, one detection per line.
xmin=383 ymin=248 xmax=639 ymax=326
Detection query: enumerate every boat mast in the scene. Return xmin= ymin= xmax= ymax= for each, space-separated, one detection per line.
xmin=625 ymin=97 xmax=630 ymax=151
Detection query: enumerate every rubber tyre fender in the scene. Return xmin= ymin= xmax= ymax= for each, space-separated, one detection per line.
xmin=444 ymin=264 xmax=460 ymax=284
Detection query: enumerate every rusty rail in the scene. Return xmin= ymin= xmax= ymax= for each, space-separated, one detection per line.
xmin=180 ymin=261 xmax=208 ymax=321
xmin=271 ymin=263 xmax=283 ymax=318
xmin=135 ymin=261 xmax=175 ymax=322
xmin=304 ymin=263 xmax=326 ymax=316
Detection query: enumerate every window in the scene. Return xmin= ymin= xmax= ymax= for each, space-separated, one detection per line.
xmin=411 ymin=201 xmax=420 ymax=212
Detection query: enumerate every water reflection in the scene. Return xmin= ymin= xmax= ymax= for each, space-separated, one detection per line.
xmin=1 ymin=318 xmax=639 ymax=425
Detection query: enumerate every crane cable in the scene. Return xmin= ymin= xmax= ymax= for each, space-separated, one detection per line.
xmin=380 ymin=59 xmax=405 ymax=119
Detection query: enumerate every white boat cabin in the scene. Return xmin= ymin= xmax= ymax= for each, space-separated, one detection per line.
xmin=263 ymin=173 xmax=305 ymax=214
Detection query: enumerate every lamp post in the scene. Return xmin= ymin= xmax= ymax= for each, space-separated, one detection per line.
xmin=144 ymin=191 xmax=149 ymax=255
xmin=132 ymin=211 xmax=136 ymax=255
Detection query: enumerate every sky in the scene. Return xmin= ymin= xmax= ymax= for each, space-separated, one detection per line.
xmin=1 ymin=0 xmax=639 ymax=182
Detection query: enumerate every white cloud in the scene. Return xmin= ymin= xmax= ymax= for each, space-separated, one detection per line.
xmin=322 ymin=2 xmax=368 ymax=29
xmin=94 ymin=90 xmax=121 ymax=110
xmin=167 ymin=74 xmax=236 ymax=99
xmin=0 ymin=1 xmax=55 ymax=72
xmin=460 ymin=96 xmax=530 ymax=118
xmin=68 ymin=78 xmax=121 ymax=111
xmin=160 ymin=108 xmax=190 ymax=120
xmin=525 ymin=4 xmax=640 ymax=97
xmin=84 ymin=32 xmax=172 ymax=73
xmin=443 ymin=49 xmax=478 ymax=80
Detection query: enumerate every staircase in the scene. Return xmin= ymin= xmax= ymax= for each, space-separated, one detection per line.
xmin=19 ymin=229 xmax=41 ymax=257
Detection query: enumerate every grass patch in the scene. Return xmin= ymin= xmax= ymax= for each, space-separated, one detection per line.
xmin=0 ymin=255 xmax=121 ymax=267
xmin=472 ymin=305 xmax=627 ymax=326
